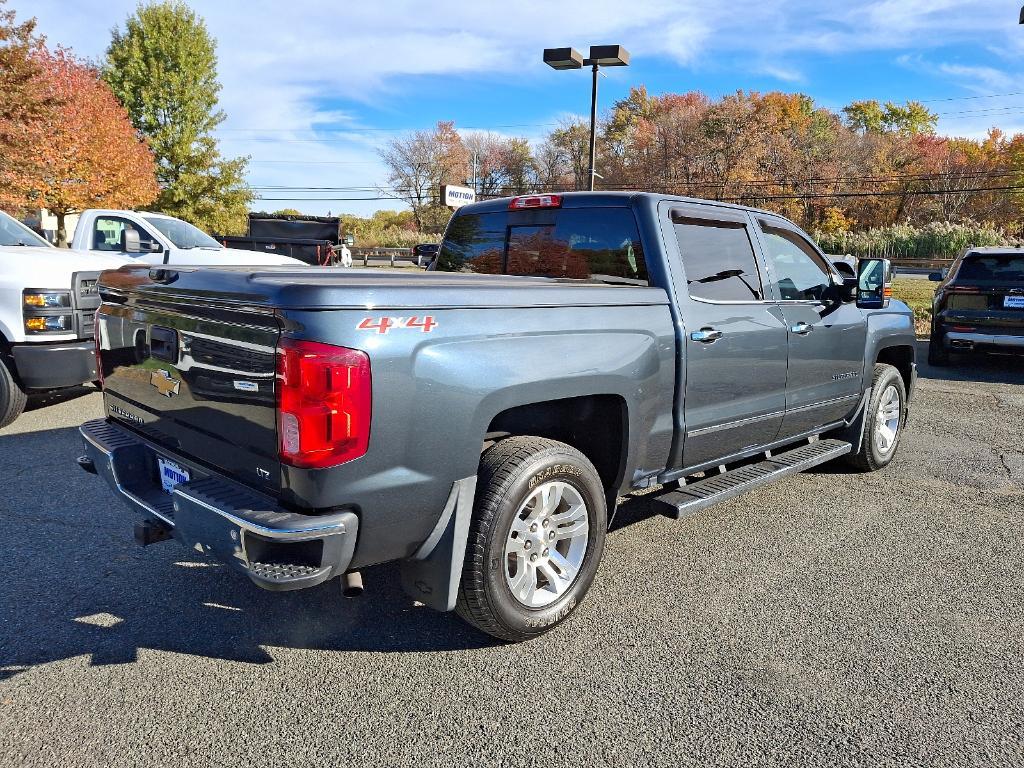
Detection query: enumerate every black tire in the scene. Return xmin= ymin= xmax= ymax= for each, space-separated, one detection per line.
xmin=927 ymin=324 xmax=950 ymax=367
xmin=0 ymin=356 xmax=28 ymax=429
xmin=845 ymin=363 xmax=907 ymax=472
xmin=456 ymin=436 xmax=607 ymax=642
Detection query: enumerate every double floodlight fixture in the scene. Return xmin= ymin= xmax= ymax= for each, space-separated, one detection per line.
xmin=543 ymin=45 xmax=630 ymax=70
xmin=543 ymin=45 xmax=630 ymax=191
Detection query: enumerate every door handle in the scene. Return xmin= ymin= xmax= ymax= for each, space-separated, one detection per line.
xmin=791 ymin=322 xmax=813 ymax=335
xmin=690 ymin=328 xmax=723 ymax=344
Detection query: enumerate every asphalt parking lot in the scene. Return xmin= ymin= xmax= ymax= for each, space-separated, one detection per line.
xmin=1 ymin=342 xmax=1022 ymax=767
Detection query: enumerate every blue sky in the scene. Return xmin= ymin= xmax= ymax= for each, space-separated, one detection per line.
xmin=25 ymin=0 xmax=1024 ymax=216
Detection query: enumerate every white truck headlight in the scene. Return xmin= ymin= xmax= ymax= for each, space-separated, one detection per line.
xmin=23 ymin=290 xmax=71 ymax=309
xmin=23 ymin=289 xmax=73 ymax=334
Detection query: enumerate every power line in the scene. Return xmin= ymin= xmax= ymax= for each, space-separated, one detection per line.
xmin=919 ymin=90 xmax=1024 ymax=104
xmin=254 ymin=183 xmax=1024 ymax=204
xmin=722 ymin=183 xmax=1024 ymax=202
xmin=311 ymin=169 xmax=1021 ymax=197
xmin=254 ymin=196 xmax=404 ymax=201
xmin=216 ymin=122 xmax=558 ymax=137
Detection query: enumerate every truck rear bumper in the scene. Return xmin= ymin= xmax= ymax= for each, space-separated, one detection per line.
xmin=13 ymin=340 xmax=97 ymax=389
xmin=78 ymin=418 xmax=358 ymax=592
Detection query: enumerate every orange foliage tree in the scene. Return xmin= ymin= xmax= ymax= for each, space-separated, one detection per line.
xmin=6 ymin=47 xmax=159 ymax=245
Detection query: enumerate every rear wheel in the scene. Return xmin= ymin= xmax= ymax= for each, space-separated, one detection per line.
xmin=0 ymin=355 xmax=28 ymax=429
xmin=456 ymin=436 xmax=607 ymax=642
xmin=845 ymin=363 xmax=907 ymax=472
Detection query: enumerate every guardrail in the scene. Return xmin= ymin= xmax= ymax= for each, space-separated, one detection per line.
xmin=350 ymin=247 xmax=416 ymax=267
xmin=890 ymin=258 xmax=955 ymax=269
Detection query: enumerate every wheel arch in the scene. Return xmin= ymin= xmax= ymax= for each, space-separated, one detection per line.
xmin=875 ymin=343 xmax=915 ymax=397
xmin=484 ymin=394 xmax=629 ymax=497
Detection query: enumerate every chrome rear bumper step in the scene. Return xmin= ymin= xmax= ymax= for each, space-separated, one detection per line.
xmin=655 ymin=438 xmax=852 ymax=520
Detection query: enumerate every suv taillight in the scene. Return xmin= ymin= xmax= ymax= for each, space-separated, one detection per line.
xmin=276 ymin=339 xmax=371 ymax=468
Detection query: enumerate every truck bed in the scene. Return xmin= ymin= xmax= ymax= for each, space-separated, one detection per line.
xmin=94 ymin=264 xmax=678 ymax=570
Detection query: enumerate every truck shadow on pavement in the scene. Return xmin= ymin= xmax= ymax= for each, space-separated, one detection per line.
xmin=914 ymin=340 xmax=1024 ymax=386
xmin=0 ymin=414 xmax=833 ymax=679
xmin=24 ymin=384 xmax=97 ymax=413
xmin=0 ymin=427 xmax=505 ymax=680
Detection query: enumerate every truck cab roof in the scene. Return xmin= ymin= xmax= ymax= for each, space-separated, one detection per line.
xmin=462 ymin=191 xmax=778 ymax=218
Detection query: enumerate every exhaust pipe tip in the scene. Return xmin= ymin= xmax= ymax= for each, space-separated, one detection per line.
xmin=341 ymin=570 xmax=364 ymax=598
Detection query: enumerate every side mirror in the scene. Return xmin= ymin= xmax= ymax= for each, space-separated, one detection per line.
xmin=123 ymin=227 xmax=141 ymax=253
xmin=833 ymin=260 xmax=856 ymax=278
xmin=856 ymin=258 xmax=893 ymax=309
xmin=343 ymin=234 xmax=355 ymax=247
xmin=928 ymin=272 xmax=943 ymax=282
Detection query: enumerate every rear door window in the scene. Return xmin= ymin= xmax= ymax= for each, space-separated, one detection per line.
xmin=438 ymin=207 xmax=648 ymax=285
xmin=673 ymin=215 xmax=764 ymax=302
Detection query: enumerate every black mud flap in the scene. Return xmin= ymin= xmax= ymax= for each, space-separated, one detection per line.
xmin=399 ymin=476 xmax=477 ymax=612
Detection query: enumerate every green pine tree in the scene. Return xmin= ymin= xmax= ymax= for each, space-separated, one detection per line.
xmin=103 ymin=1 xmax=252 ymax=234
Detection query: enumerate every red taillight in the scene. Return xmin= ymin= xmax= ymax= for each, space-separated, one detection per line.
xmin=509 ymin=194 xmax=562 ymax=210
xmin=93 ymin=308 xmax=104 ymax=388
xmin=948 ymin=285 xmax=980 ymax=294
xmin=950 ymin=325 xmax=977 ymax=332
xmin=276 ymin=339 xmax=371 ymax=469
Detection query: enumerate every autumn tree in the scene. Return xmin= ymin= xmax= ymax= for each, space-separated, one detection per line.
xmin=8 ymin=48 xmax=159 ymax=245
xmin=0 ymin=1 xmax=51 ymax=210
xmin=462 ymin=132 xmax=508 ymax=198
xmin=381 ymin=88 xmax=1024 ymax=237
xmin=843 ymin=100 xmax=937 ymax=136
xmin=104 ymin=1 xmax=252 ymax=234
xmin=379 ymin=120 xmax=469 ymax=232
xmin=548 ymin=120 xmax=590 ymax=191
xmin=462 ymin=132 xmax=538 ymax=197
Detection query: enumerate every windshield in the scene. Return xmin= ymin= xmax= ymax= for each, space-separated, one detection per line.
xmin=0 ymin=211 xmax=51 ymax=247
xmin=142 ymin=215 xmax=221 ymax=249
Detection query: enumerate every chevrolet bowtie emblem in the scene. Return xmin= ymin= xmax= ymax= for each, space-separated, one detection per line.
xmin=150 ymin=369 xmax=180 ymax=397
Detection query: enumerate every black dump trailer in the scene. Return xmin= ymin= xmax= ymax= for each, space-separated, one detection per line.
xmin=219 ymin=213 xmax=342 ymax=265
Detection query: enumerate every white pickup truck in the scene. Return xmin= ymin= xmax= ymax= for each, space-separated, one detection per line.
xmin=0 ymin=211 xmax=131 ymax=428
xmin=70 ymin=209 xmax=305 ymax=266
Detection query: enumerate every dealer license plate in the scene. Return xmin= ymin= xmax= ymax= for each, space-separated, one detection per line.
xmin=158 ymin=457 xmax=190 ymax=493
xmin=1004 ymin=295 xmax=1024 ymax=309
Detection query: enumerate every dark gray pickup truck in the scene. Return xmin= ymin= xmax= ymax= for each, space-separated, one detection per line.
xmin=78 ymin=192 xmax=916 ymax=642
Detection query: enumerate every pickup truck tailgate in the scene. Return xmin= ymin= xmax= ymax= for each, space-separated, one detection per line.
xmin=96 ymin=294 xmax=282 ymax=494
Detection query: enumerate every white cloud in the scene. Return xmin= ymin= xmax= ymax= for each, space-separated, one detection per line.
xmin=937 ymin=64 xmax=1013 ymax=93
xmin=756 ymin=63 xmax=805 ymax=84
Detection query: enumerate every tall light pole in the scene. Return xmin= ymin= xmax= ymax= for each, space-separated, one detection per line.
xmin=543 ymin=45 xmax=630 ymax=191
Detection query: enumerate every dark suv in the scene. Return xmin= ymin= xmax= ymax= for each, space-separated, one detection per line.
xmin=928 ymin=247 xmax=1024 ymax=365
xmin=412 ymin=242 xmax=439 ymax=267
